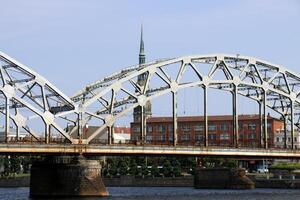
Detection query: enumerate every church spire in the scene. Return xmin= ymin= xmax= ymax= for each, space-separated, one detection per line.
xmin=139 ymin=24 xmax=145 ymax=64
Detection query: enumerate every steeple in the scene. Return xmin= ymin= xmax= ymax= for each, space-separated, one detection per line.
xmin=133 ymin=24 xmax=152 ymax=123
xmin=139 ymin=24 xmax=145 ymax=64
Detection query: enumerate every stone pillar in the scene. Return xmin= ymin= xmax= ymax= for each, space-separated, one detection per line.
xmin=194 ymin=167 xmax=254 ymax=189
xmin=30 ymin=155 xmax=108 ymax=198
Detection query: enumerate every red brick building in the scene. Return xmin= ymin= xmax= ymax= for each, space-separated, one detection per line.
xmin=131 ymin=115 xmax=283 ymax=147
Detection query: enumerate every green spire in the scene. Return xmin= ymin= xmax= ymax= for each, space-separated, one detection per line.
xmin=139 ymin=24 xmax=145 ymax=64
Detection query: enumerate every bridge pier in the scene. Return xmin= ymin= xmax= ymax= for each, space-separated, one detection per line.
xmin=30 ymin=155 xmax=108 ymax=198
xmin=194 ymin=167 xmax=254 ymax=189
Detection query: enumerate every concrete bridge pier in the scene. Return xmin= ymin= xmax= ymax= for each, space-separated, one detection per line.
xmin=30 ymin=155 xmax=108 ymax=198
xmin=194 ymin=168 xmax=255 ymax=189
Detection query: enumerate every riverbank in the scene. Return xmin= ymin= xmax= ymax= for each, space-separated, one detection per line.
xmin=1 ymin=175 xmax=300 ymax=189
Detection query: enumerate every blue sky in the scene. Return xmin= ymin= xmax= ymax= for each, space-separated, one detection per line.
xmin=0 ymin=0 xmax=299 ymax=100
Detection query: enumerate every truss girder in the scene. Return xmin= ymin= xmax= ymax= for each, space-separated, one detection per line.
xmin=1 ymin=52 xmax=300 ymax=146
xmin=0 ymin=51 xmax=77 ymax=143
xmin=74 ymin=54 xmax=300 ymax=144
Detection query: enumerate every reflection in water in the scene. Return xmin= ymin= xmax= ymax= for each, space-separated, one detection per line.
xmin=1 ymin=187 xmax=300 ymax=200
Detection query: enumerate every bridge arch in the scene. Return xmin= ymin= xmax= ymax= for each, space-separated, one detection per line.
xmin=72 ymin=54 xmax=300 ymax=147
xmin=0 ymin=51 xmax=78 ymax=144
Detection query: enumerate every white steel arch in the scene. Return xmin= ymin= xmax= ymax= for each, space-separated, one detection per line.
xmin=1 ymin=51 xmax=299 ymax=149
xmin=72 ymin=54 xmax=300 ymax=148
xmin=0 ymin=51 xmax=78 ymax=144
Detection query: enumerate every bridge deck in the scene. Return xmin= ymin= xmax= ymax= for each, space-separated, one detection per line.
xmin=0 ymin=144 xmax=299 ymax=158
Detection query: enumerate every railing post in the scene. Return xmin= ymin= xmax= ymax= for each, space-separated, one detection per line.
xmin=78 ymin=112 xmax=83 ymax=143
xmin=45 ymin=124 xmax=50 ymax=144
xmin=140 ymin=106 xmax=145 ymax=144
xmin=5 ymin=97 xmax=10 ymax=143
xmin=263 ymin=90 xmax=268 ymax=149
xmin=16 ymin=125 xmax=20 ymax=142
xmin=172 ymin=91 xmax=178 ymax=146
xmin=284 ymin=114 xmax=288 ymax=149
xmin=259 ymin=101 xmax=263 ymax=148
xmin=232 ymin=84 xmax=239 ymax=148
xmin=291 ymin=99 xmax=295 ymax=150
xmin=203 ymin=86 xmax=208 ymax=147
xmin=108 ymin=125 xmax=114 ymax=145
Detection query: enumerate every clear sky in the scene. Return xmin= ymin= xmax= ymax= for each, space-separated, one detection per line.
xmin=0 ymin=0 xmax=299 ymax=99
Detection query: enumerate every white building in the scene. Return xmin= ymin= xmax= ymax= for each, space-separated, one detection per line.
xmin=274 ymin=129 xmax=300 ymax=149
xmin=0 ymin=126 xmax=29 ymax=142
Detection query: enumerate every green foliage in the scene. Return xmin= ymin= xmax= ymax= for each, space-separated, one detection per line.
xmin=141 ymin=164 xmax=148 ymax=176
xmin=119 ymin=159 xmax=128 ymax=175
xmin=151 ymin=164 xmax=160 ymax=177
xmin=271 ymin=162 xmax=300 ymax=170
xmin=223 ymin=159 xmax=238 ymax=169
xmin=10 ymin=156 xmax=21 ymax=174
xmin=169 ymin=160 xmax=181 ymax=177
xmin=162 ymin=160 xmax=173 ymax=177
xmin=102 ymin=156 xmax=196 ymax=177
xmin=0 ymin=156 xmax=40 ymax=178
xmin=129 ymin=159 xmax=137 ymax=176
xmin=202 ymin=158 xmax=237 ymax=169
xmin=102 ymin=167 xmax=109 ymax=177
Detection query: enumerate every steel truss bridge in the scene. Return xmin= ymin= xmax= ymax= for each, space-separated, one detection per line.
xmin=1 ymin=51 xmax=300 ymax=158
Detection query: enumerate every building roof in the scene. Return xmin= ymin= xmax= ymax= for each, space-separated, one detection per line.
xmin=114 ymin=127 xmax=131 ymax=134
xmin=69 ymin=126 xmax=130 ymax=139
xmin=140 ymin=114 xmax=280 ymax=123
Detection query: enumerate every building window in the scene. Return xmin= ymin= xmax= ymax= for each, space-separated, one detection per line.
xmin=239 ymin=133 xmax=244 ymax=140
xmin=157 ymin=124 xmax=166 ymax=133
xmin=249 ymin=141 xmax=257 ymax=147
xmin=220 ymin=123 xmax=229 ymax=131
xmin=133 ymin=126 xmax=140 ymax=133
xmin=248 ymin=132 xmax=256 ymax=139
xmin=295 ymin=137 xmax=297 ymax=142
xmin=248 ymin=123 xmax=256 ymax=130
xmin=157 ymin=135 xmax=166 ymax=141
xmin=147 ymin=125 xmax=152 ymax=133
xmin=146 ymin=135 xmax=153 ymax=141
xmin=208 ymin=123 xmax=217 ymax=131
xmin=181 ymin=124 xmax=191 ymax=132
xmin=276 ymin=137 xmax=280 ymax=142
xmin=220 ymin=141 xmax=230 ymax=146
xmin=169 ymin=135 xmax=173 ymax=141
xmin=220 ymin=133 xmax=230 ymax=140
xmin=288 ymin=137 xmax=291 ymax=142
xmin=239 ymin=123 xmax=243 ymax=131
xmin=208 ymin=133 xmax=216 ymax=140
xmin=195 ymin=134 xmax=203 ymax=141
xmin=181 ymin=133 xmax=190 ymax=141
xmin=169 ymin=124 xmax=173 ymax=132
xmin=131 ymin=135 xmax=140 ymax=141
xmin=194 ymin=123 xmax=204 ymax=131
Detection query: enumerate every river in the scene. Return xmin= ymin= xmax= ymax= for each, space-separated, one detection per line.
xmin=1 ymin=187 xmax=300 ymax=200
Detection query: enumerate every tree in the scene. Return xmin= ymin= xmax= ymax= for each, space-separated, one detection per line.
xmin=172 ymin=160 xmax=181 ymax=177
xmin=119 ymin=159 xmax=128 ymax=175
xmin=141 ymin=164 xmax=148 ymax=177
xmin=10 ymin=156 xmax=21 ymax=175
xmin=108 ymin=163 xmax=117 ymax=177
xmin=223 ymin=159 xmax=238 ymax=169
xmin=151 ymin=164 xmax=160 ymax=177
xmin=162 ymin=160 xmax=172 ymax=177
xmin=129 ymin=159 xmax=137 ymax=176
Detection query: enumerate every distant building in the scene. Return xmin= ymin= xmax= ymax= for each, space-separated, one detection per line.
xmin=131 ymin=114 xmax=283 ymax=147
xmin=0 ymin=127 xmax=29 ymax=142
xmin=274 ymin=129 xmax=300 ymax=149
xmin=71 ymin=126 xmax=131 ymax=144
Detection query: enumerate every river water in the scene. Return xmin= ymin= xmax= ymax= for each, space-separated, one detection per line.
xmin=1 ymin=187 xmax=300 ymax=200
